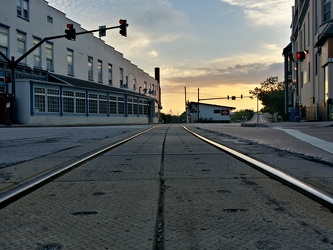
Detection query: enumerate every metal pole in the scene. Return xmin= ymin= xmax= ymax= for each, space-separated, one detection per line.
xmin=11 ymin=57 xmax=15 ymax=98
xmin=197 ymin=88 xmax=200 ymax=123
xmin=257 ymin=94 xmax=259 ymax=123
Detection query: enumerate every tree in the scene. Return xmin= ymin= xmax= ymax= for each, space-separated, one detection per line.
xmin=249 ymin=76 xmax=285 ymax=116
xmin=160 ymin=112 xmax=187 ymax=123
xmin=232 ymin=109 xmax=254 ymax=122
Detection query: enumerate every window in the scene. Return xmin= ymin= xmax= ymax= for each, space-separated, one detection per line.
xmin=109 ymin=96 xmax=117 ymax=114
xmin=63 ymin=90 xmax=74 ymax=113
xmin=0 ymin=26 xmax=9 ymax=60
xmin=47 ymin=16 xmax=53 ymax=24
xmin=99 ymin=94 xmax=107 ymax=113
xmin=75 ymin=92 xmax=86 ymax=114
xmin=325 ymin=65 xmax=329 ymax=101
xmin=88 ymin=56 xmax=93 ymax=80
xmin=128 ymin=98 xmax=133 ymax=114
xmin=138 ymin=99 xmax=144 ymax=115
xmin=88 ymin=93 xmax=98 ymax=113
xmin=47 ymin=89 xmax=60 ymax=113
xmin=17 ymin=32 xmax=27 ymax=64
xmin=17 ymin=0 xmax=29 ymax=20
xmin=33 ymin=37 xmax=41 ymax=68
xmin=118 ymin=97 xmax=125 ymax=114
xmin=120 ymin=68 xmax=123 ymax=87
xmin=67 ymin=49 xmax=74 ymax=76
xmin=98 ymin=60 xmax=103 ymax=83
xmin=143 ymin=100 xmax=148 ymax=115
xmin=46 ymin=42 xmax=53 ymax=71
xmin=34 ymin=87 xmax=46 ymax=112
xmin=143 ymin=82 xmax=147 ymax=93
xmin=152 ymin=85 xmax=156 ymax=95
xmin=133 ymin=78 xmax=136 ymax=91
xmin=324 ymin=0 xmax=331 ymax=22
xmin=133 ymin=99 xmax=138 ymax=115
xmin=308 ymin=13 xmax=310 ymax=46
xmin=108 ymin=64 xmax=113 ymax=85
xmin=34 ymin=87 xmax=61 ymax=113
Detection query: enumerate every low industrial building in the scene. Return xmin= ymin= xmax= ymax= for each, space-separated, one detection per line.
xmin=0 ymin=0 xmax=161 ymax=125
xmin=187 ymin=102 xmax=235 ymax=123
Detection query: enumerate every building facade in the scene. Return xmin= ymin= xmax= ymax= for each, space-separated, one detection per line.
xmin=0 ymin=0 xmax=161 ymax=125
xmin=285 ymin=0 xmax=333 ymax=121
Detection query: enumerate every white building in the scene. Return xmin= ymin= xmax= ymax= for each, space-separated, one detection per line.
xmin=187 ymin=102 xmax=235 ymax=123
xmin=0 ymin=0 xmax=161 ymax=125
xmin=284 ymin=0 xmax=333 ymax=121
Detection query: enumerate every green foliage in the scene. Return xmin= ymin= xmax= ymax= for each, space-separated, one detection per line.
xmin=249 ymin=76 xmax=285 ymax=115
xmin=160 ymin=112 xmax=186 ymax=123
xmin=232 ymin=109 xmax=254 ymax=122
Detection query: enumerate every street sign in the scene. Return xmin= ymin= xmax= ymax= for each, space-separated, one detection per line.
xmin=99 ymin=25 xmax=106 ymax=37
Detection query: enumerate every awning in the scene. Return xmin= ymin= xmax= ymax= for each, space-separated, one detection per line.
xmin=48 ymin=73 xmax=151 ymax=99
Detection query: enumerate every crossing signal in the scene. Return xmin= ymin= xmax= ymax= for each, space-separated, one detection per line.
xmin=119 ymin=19 xmax=128 ymax=37
xmin=296 ymin=51 xmax=306 ymax=61
xmin=65 ymin=24 xmax=76 ymax=40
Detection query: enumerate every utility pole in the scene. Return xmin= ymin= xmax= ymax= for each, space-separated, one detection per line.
xmin=197 ymin=88 xmax=200 ymax=123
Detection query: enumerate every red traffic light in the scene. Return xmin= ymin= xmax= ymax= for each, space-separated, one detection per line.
xmin=119 ymin=19 xmax=128 ymax=37
xmin=65 ymin=24 xmax=76 ymax=40
xmin=4 ymin=76 xmax=11 ymax=83
xmin=296 ymin=51 xmax=306 ymax=61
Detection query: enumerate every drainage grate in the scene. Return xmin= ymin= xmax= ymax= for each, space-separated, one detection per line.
xmin=222 ymin=209 xmax=248 ymax=213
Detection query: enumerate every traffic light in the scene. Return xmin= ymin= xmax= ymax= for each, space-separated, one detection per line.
xmin=65 ymin=24 xmax=76 ymax=40
xmin=241 ymin=94 xmax=243 ymax=99
xmin=119 ymin=19 xmax=128 ymax=37
xmin=4 ymin=76 xmax=11 ymax=83
xmin=296 ymin=51 xmax=306 ymax=61
xmin=99 ymin=25 xmax=106 ymax=37
xmin=231 ymin=96 xmax=236 ymax=100
xmin=227 ymin=95 xmax=229 ymax=100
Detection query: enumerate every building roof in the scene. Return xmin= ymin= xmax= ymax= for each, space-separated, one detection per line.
xmin=189 ymin=101 xmax=236 ymax=110
xmin=282 ymin=42 xmax=292 ymax=56
xmin=49 ymin=74 xmax=152 ymax=99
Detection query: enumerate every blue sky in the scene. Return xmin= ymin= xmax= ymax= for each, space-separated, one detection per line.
xmin=47 ymin=0 xmax=293 ymax=115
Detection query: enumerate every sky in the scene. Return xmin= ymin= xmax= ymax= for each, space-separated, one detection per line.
xmin=47 ymin=0 xmax=294 ymax=115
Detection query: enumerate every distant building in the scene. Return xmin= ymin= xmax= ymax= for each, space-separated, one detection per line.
xmin=187 ymin=102 xmax=235 ymax=123
xmin=283 ymin=1 xmax=333 ymax=121
xmin=0 ymin=0 xmax=161 ymax=125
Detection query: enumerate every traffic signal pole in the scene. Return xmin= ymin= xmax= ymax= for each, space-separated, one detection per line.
xmin=0 ymin=23 xmax=126 ymax=124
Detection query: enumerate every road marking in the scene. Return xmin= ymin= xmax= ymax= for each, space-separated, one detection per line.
xmin=273 ymin=128 xmax=333 ymax=154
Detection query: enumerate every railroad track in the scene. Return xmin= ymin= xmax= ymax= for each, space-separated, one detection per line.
xmin=1 ymin=124 xmax=333 ymax=249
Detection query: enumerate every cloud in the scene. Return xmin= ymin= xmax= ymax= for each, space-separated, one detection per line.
xmin=161 ymin=60 xmax=284 ymax=91
xmin=149 ymin=51 xmax=159 ymax=57
xmin=221 ymin=0 xmax=291 ymax=27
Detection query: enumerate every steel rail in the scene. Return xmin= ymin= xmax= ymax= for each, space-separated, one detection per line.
xmin=0 ymin=126 xmax=158 ymax=209
xmin=181 ymin=125 xmax=333 ymax=211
